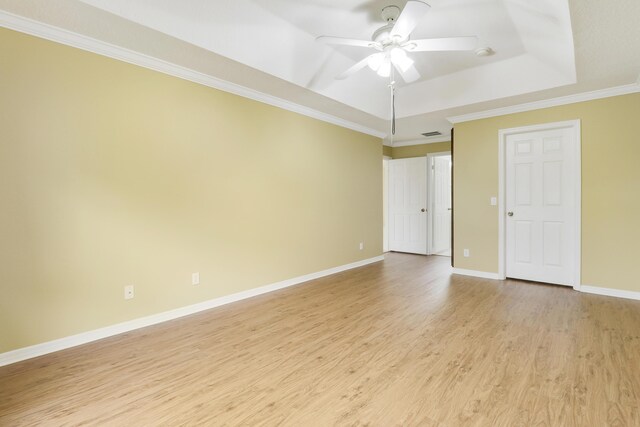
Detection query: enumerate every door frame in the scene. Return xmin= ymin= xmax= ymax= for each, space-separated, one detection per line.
xmin=426 ymin=151 xmax=452 ymax=255
xmin=497 ymin=120 xmax=581 ymax=290
xmin=383 ymin=156 xmax=391 ymax=253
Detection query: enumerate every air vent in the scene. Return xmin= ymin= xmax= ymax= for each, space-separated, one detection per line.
xmin=421 ymin=131 xmax=442 ymax=138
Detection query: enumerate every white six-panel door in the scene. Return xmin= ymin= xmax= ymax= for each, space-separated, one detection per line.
xmin=389 ymin=157 xmax=428 ymax=255
xmin=505 ymin=127 xmax=576 ymax=286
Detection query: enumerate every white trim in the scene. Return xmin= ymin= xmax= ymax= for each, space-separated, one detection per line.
xmin=498 ymin=131 xmax=506 ymax=280
xmin=450 ymin=273 xmax=640 ymax=302
xmin=383 ymin=157 xmax=390 ymax=252
xmin=0 ymin=11 xmax=386 ymax=139
xmin=581 ymin=286 xmax=640 ymax=301
xmin=426 ymin=151 xmax=452 ymax=156
xmin=572 ymin=123 xmax=582 ymax=291
xmin=426 ymin=154 xmax=432 ymax=255
xmin=426 ymin=151 xmax=452 ymax=256
xmin=0 ymin=255 xmax=384 ymax=367
xmin=447 ymin=83 xmax=640 ymax=124
xmin=385 ymin=136 xmax=451 ymax=147
xmin=498 ymin=120 xmax=581 ymax=288
xmin=452 ymin=268 xmax=501 ymax=280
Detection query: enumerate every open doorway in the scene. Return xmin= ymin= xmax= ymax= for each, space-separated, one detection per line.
xmin=385 ymin=153 xmax=452 ymax=256
xmin=427 ymin=152 xmax=452 ymax=256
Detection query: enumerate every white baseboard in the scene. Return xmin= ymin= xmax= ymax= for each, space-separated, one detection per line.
xmin=0 ymin=255 xmax=384 ymax=367
xmin=580 ymin=285 xmax=640 ymax=301
xmin=452 ymin=268 xmax=502 ymax=280
xmin=450 ymin=271 xmax=640 ymax=301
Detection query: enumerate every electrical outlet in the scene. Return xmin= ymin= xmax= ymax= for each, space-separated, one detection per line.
xmin=359 ymin=242 xmax=364 ymax=250
xmin=124 ymin=285 xmax=134 ymax=300
xmin=192 ymin=272 xmax=200 ymax=286
xmin=463 ymin=249 xmax=470 ymax=257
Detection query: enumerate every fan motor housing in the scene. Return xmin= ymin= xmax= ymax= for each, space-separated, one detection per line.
xmin=374 ymin=6 xmax=406 ymax=45
xmin=372 ymin=23 xmax=395 ymax=44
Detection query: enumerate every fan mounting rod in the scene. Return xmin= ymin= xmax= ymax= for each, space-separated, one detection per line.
xmin=381 ymin=5 xmax=401 ymax=22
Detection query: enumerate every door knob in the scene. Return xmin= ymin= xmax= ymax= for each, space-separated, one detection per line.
xmin=421 ymin=209 xmax=426 ymax=212
xmin=507 ymin=211 xmax=514 ymax=217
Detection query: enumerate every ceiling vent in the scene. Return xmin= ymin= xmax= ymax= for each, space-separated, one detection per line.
xmin=421 ymin=131 xmax=442 ymax=138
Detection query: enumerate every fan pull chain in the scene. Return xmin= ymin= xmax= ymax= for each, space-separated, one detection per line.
xmin=392 ymin=86 xmax=396 ymax=136
xmin=389 ymin=69 xmax=396 ymax=143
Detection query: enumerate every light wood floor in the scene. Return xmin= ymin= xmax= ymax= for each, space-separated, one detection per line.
xmin=2 ymin=253 xmax=640 ymax=426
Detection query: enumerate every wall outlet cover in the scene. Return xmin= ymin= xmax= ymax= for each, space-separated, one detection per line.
xmin=124 ymin=285 xmax=134 ymax=300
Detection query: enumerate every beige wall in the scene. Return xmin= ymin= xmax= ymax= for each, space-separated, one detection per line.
xmin=0 ymin=28 xmax=383 ymax=352
xmin=382 ymin=145 xmax=393 ymax=158
xmin=454 ymin=93 xmax=640 ymax=292
xmin=390 ymin=141 xmax=451 ymax=159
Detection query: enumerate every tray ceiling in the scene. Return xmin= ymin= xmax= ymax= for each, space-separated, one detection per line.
xmin=1 ymin=0 xmax=638 ymax=143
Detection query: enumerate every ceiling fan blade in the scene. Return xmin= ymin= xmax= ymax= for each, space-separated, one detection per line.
xmin=393 ymin=62 xmax=421 ymax=83
xmin=316 ymin=36 xmax=381 ymax=50
xmin=336 ymin=54 xmax=377 ymax=80
xmin=406 ymin=36 xmax=478 ymax=52
xmin=390 ymin=1 xmax=431 ymax=41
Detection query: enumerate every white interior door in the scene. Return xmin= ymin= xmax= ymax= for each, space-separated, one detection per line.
xmin=506 ymin=127 xmax=576 ymax=286
xmin=389 ymin=157 xmax=428 ymax=255
xmin=431 ymin=155 xmax=452 ymax=255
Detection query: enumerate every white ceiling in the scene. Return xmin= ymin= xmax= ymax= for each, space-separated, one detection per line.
xmin=1 ymin=0 xmax=639 ymax=144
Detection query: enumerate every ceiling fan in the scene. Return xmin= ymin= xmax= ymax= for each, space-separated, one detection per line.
xmin=317 ymin=1 xmax=478 ymax=83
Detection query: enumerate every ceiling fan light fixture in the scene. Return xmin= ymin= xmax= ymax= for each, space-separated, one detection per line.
xmin=319 ymin=1 xmax=478 ymax=84
xmin=390 ymin=47 xmax=407 ymax=61
xmin=390 ymin=47 xmax=413 ymax=72
xmin=394 ymin=56 xmax=414 ymax=72
xmin=377 ymin=59 xmax=392 ymax=77
xmin=367 ymin=52 xmax=385 ymax=71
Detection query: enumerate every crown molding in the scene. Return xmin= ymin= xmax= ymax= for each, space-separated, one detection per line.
xmin=384 ymin=135 xmax=451 ymax=147
xmin=447 ymin=83 xmax=640 ymax=124
xmin=0 ymin=11 xmax=386 ymax=139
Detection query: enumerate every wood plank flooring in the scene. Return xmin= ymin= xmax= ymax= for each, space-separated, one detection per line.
xmin=1 ymin=253 xmax=640 ymax=426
